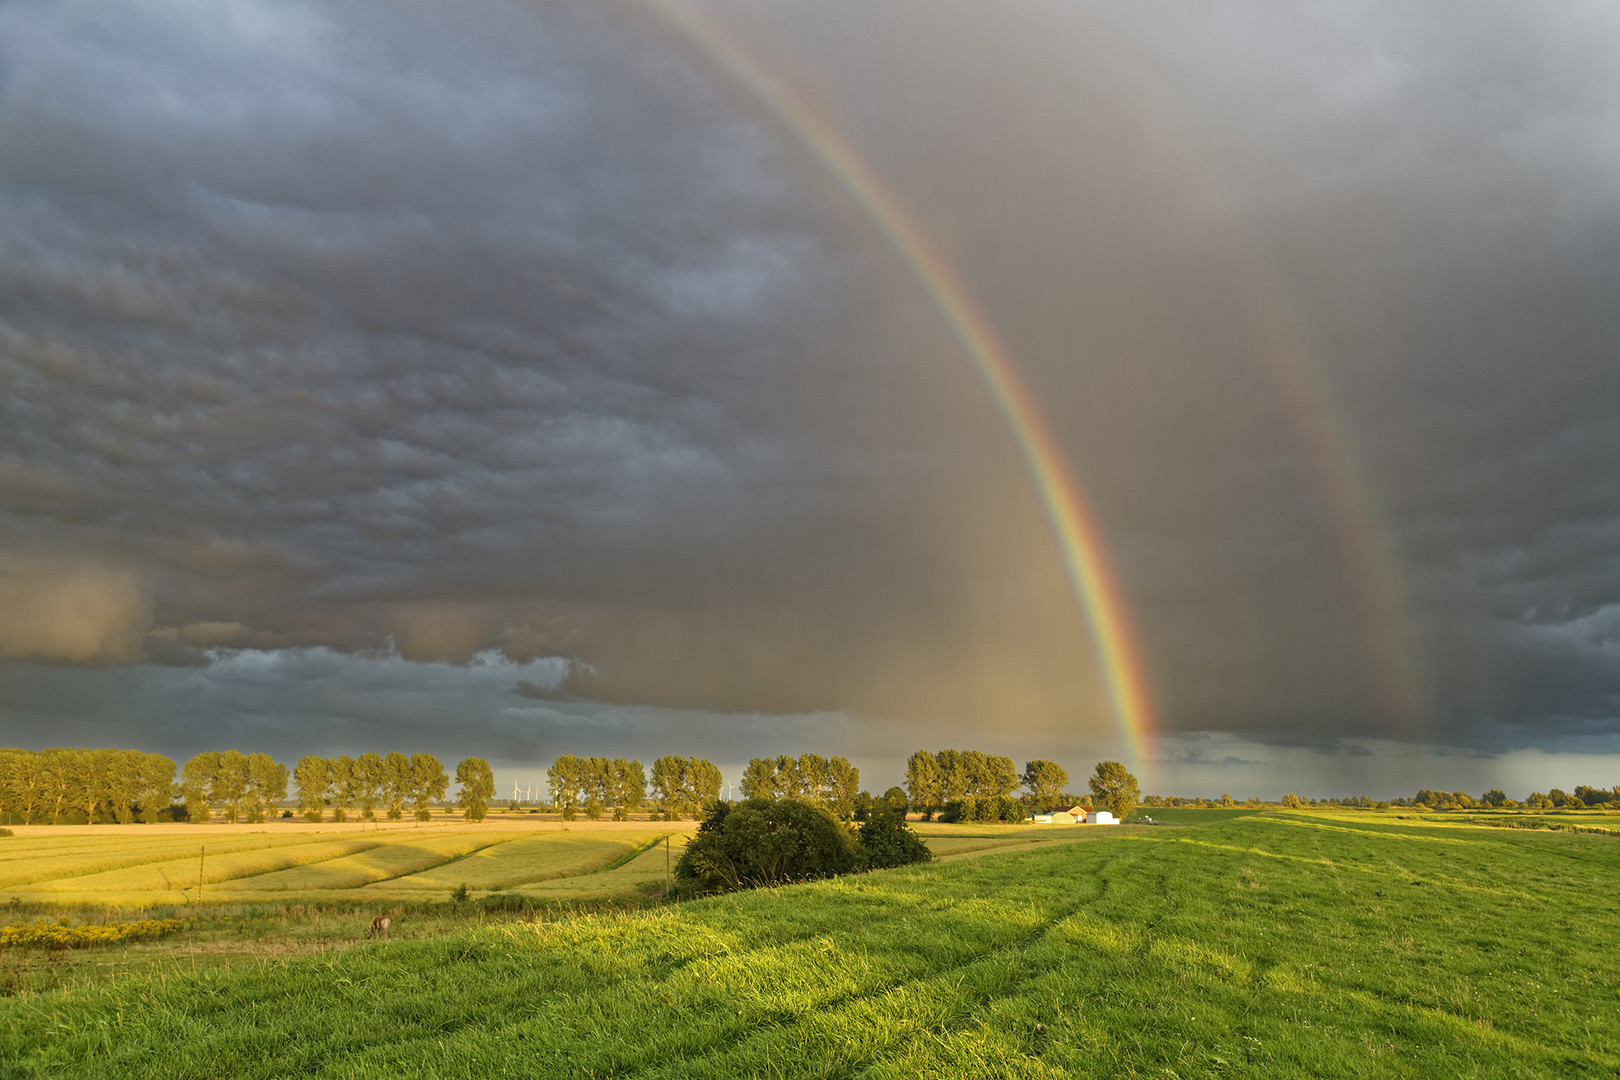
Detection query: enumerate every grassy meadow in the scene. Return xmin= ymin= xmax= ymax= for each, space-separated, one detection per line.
xmin=2 ymin=811 xmax=1616 ymax=1077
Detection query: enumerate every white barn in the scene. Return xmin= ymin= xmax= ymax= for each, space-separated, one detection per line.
xmin=1085 ymin=810 xmax=1118 ymax=825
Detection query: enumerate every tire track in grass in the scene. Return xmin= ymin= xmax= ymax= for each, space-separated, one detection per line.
xmin=567 ymin=848 xmax=1120 ymax=1079
xmin=584 ymin=833 xmax=677 ymax=876
xmin=7 ymin=838 xmax=399 ymax=893
xmin=632 ymin=843 xmax=1158 ymax=1079
xmin=218 ymin=833 xmax=524 ymax=893
xmin=361 ymin=834 xmax=530 ymax=888
xmin=379 ymin=831 xmax=682 ymax=895
xmin=0 ymin=834 xmax=365 ymax=889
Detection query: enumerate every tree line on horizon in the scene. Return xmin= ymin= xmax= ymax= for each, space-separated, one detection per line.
xmin=903 ymin=751 xmax=1103 ymax=822
xmin=545 ymin=755 xmax=647 ymax=821
xmin=1140 ymin=785 xmax=1620 ymax=812
xmin=0 ymin=748 xmax=177 ymax=825
xmin=289 ymin=753 xmax=449 ymax=822
xmin=740 ymin=754 xmax=861 ymax=818
xmin=541 ymin=755 xmax=725 ymax=820
xmin=1 ymin=744 xmax=1612 ymax=825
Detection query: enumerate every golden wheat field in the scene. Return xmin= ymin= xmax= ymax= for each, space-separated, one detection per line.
xmin=0 ymin=817 xmax=692 ymax=907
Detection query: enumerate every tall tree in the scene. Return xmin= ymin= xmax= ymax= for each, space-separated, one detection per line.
xmin=409 ymin=753 xmax=447 ymax=820
xmin=2 ymin=750 xmax=41 ymax=823
xmin=608 ymin=758 xmax=646 ymax=820
xmin=245 ymin=753 xmax=288 ymax=822
xmin=740 ymin=758 xmax=777 ymax=800
xmin=78 ymin=748 xmax=114 ymax=824
xmin=823 ymin=756 xmax=861 ymax=819
xmin=215 ymin=750 xmax=252 ymax=823
xmin=455 ymin=757 xmax=495 ymax=821
xmin=1088 ymin=761 xmax=1140 ymax=820
xmin=979 ymin=754 xmax=1020 ymax=799
xmin=138 ymin=752 xmax=175 ymax=823
xmin=905 ymin=751 xmax=941 ymax=820
xmin=1021 ymin=760 xmax=1069 ymax=812
xmin=650 ymin=755 xmax=685 ymax=817
xmin=382 ymin=751 xmax=411 ymax=820
xmin=106 ymin=749 xmax=145 ymax=825
xmin=581 ymin=756 xmax=609 ymax=819
xmin=41 ymin=748 xmax=77 ymax=825
xmin=547 ymin=754 xmax=583 ymax=820
xmin=773 ymin=755 xmax=805 ymax=800
xmin=799 ymin=753 xmax=829 ymax=803
xmin=687 ymin=757 xmax=723 ymax=810
xmin=934 ymin=750 xmax=971 ymax=804
xmin=294 ymin=756 xmax=330 ymax=822
xmin=353 ymin=752 xmax=385 ymax=820
xmin=180 ymin=751 xmax=221 ymax=823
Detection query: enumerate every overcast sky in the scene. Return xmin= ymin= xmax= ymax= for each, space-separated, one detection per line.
xmin=3 ymin=0 xmax=1619 ymax=798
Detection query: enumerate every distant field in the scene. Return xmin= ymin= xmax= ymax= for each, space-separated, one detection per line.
xmin=0 ymin=818 xmax=1105 ymax=907
xmin=4 ymin=810 xmax=1617 ymax=1078
xmin=0 ymin=820 xmax=691 ymax=907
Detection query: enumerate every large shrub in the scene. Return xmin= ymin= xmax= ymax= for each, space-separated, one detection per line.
xmin=676 ymin=798 xmax=862 ymax=894
xmin=857 ymin=811 xmax=933 ymax=870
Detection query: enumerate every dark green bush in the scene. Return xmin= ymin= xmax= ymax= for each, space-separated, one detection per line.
xmin=676 ymin=798 xmax=862 ymax=895
xmin=678 ymin=799 xmax=932 ymax=895
xmin=857 ymin=811 xmax=932 ymax=870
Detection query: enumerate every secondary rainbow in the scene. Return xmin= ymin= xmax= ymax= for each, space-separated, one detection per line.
xmin=638 ymin=0 xmax=1157 ymax=768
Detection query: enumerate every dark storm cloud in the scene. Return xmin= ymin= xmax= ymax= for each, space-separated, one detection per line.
xmin=3 ymin=0 xmax=1620 ymax=785
xmin=0 ymin=0 xmax=875 ymax=650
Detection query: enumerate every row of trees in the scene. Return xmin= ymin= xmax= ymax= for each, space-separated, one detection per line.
xmin=740 ymin=754 xmax=861 ymax=818
xmin=649 ymin=755 xmax=723 ymax=819
xmin=902 ymin=751 xmax=1088 ymax=819
xmin=0 ymin=748 xmax=177 ymax=825
xmin=1138 ymin=785 xmax=1620 ymax=812
xmin=1405 ymin=786 xmax=1620 ymax=810
xmin=0 ymin=747 xmax=491 ymax=825
xmin=179 ymin=751 xmax=289 ymax=823
xmin=546 ymin=755 xmax=647 ymax=821
xmin=10 ymin=743 xmax=1610 ymax=826
xmin=904 ymin=750 xmax=1020 ymax=818
xmin=290 ymin=753 xmax=449 ymax=822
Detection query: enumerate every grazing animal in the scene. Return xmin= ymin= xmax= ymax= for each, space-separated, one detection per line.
xmin=368 ymin=915 xmax=390 ymax=940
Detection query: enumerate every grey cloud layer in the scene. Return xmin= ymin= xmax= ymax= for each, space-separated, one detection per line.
xmin=3 ymin=0 xmax=1620 ymax=775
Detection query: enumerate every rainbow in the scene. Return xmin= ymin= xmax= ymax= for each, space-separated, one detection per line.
xmin=1084 ymin=18 xmax=1427 ymax=730
xmin=637 ymin=0 xmax=1157 ymax=768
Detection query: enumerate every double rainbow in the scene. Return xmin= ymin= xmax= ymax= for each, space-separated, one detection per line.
xmin=638 ymin=0 xmax=1157 ymax=768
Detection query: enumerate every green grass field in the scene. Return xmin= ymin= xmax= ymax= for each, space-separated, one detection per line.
xmin=2 ymin=811 xmax=1616 ymax=1077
